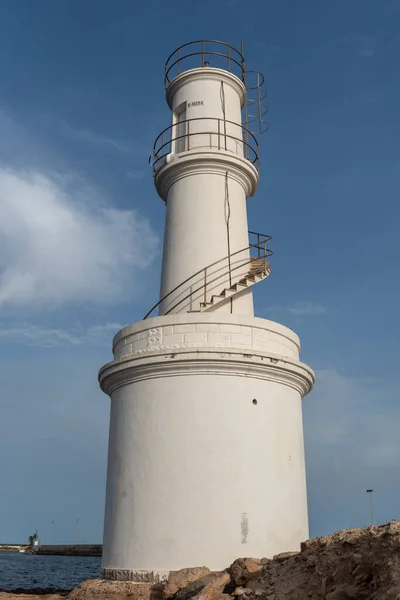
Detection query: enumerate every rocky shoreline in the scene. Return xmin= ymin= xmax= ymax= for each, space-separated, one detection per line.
xmin=1 ymin=521 xmax=400 ymax=600
xmin=1 ymin=591 xmax=70 ymax=597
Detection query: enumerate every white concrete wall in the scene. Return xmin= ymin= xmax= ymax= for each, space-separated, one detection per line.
xmin=159 ymin=170 xmax=252 ymax=315
xmin=167 ymin=68 xmax=246 ymax=157
xmin=103 ymin=372 xmax=308 ymax=576
xmin=156 ymin=68 xmax=258 ymax=316
xmin=112 ymin=313 xmax=300 ymax=360
xmin=100 ymin=313 xmax=314 ymax=580
xmin=100 ymin=59 xmax=314 ymax=584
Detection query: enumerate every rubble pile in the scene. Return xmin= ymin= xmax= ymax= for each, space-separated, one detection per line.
xmin=2 ymin=521 xmax=400 ymax=600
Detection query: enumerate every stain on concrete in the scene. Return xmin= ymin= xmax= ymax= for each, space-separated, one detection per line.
xmin=241 ymin=513 xmax=249 ymax=544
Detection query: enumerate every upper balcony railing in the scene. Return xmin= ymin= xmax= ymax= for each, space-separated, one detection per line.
xmin=163 ymin=40 xmax=268 ymax=135
xmin=164 ymin=40 xmax=245 ymax=88
xmin=151 ymin=117 xmax=259 ymax=174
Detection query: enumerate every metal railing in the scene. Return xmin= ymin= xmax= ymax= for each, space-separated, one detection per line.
xmin=164 ymin=40 xmax=245 ymax=88
xmin=162 ymin=40 xmax=268 ymax=139
xmin=242 ymin=71 xmax=269 ymax=135
xmin=143 ymin=231 xmax=272 ymax=319
xmin=151 ymin=117 xmax=259 ymax=173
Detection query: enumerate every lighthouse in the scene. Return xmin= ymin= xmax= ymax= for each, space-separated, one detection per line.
xmin=99 ymin=40 xmax=314 ymax=582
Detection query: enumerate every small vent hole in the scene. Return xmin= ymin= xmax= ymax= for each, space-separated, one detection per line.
xmin=252 ymin=399 xmax=258 ymax=406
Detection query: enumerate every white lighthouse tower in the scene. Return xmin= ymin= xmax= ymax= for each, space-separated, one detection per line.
xmin=99 ymin=40 xmax=314 ymax=582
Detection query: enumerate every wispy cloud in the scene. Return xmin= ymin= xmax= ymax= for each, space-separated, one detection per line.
xmin=359 ymin=47 xmax=375 ymax=58
xmin=0 ymin=324 xmax=80 ymax=346
xmin=60 ymin=121 xmax=143 ymax=155
xmin=0 ymin=322 xmax=123 ymax=347
xmin=338 ymin=32 xmax=377 ymax=59
xmin=265 ymin=301 xmax=329 ymax=317
xmin=306 ymin=368 xmax=400 ymax=468
xmin=305 ymin=368 xmax=400 ymax=533
xmin=0 ymin=166 xmax=159 ymax=310
xmin=288 ymin=301 xmax=329 ymax=316
xmin=127 ymin=170 xmax=145 ymax=180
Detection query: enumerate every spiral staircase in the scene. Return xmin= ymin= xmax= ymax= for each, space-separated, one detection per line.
xmin=144 ymin=231 xmax=272 ymax=319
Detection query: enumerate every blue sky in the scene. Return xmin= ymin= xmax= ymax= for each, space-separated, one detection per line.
xmin=0 ymin=0 xmax=399 ymax=545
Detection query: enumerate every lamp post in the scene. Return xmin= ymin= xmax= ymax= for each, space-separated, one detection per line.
xmin=51 ymin=521 xmax=55 ymax=545
xmin=76 ymin=518 xmax=79 ymax=545
xmin=366 ymin=489 xmax=374 ymax=525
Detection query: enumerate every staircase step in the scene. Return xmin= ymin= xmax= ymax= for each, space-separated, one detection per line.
xmin=195 ymin=262 xmax=271 ymax=313
xmin=230 ymin=282 xmax=247 ymax=291
xmin=210 ymin=294 xmax=225 ymax=304
xmin=220 ymin=288 xmax=236 ymax=299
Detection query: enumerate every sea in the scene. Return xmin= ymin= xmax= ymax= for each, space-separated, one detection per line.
xmin=0 ymin=552 xmax=102 ymax=591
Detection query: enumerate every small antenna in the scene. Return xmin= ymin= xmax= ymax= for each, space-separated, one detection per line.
xmin=241 ymin=40 xmax=246 ymax=86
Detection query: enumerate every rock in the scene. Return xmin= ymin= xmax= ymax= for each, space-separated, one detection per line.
xmin=300 ymin=540 xmax=314 ymax=552
xmin=10 ymin=519 xmax=400 ymax=600
xmin=306 ymin=555 xmax=317 ymax=568
xmin=318 ymin=536 xmax=328 ymax=547
xmin=232 ymin=588 xmax=251 ymax=597
xmin=0 ymin=595 xmax=64 ymax=600
xmin=164 ymin=568 xmax=211 ymax=598
xmin=67 ymin=579 xmax=159 ymax=600
xmin=325 ymin=585 xmax=365 ymax=600
xmin=271 ymin=552 xmax=298 ymax=562
xmin=175 ymin=572 xmax=230 ymax=600
xmin=228 ymin=559 xmax=263 ymax=587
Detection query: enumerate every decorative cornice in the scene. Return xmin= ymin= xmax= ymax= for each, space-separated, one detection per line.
xmin=112 ymin=314 xmax=301 ymax=353
xmin=154 ymin=150 xmax=259 ymax=201
xmin=99 ymin=347 xmax=314 ymax=398
xmin=166 ymin=67 xmax=247 ymax=109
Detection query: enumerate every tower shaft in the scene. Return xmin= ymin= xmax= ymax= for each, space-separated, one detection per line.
xmin=99 ymin=41 xmax=314 ymax=582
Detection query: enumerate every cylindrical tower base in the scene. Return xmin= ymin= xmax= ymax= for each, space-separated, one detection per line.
xmin=99 ymin=313 xmax=314 ymax=581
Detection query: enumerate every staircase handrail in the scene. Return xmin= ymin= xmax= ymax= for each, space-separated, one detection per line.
xmin=143 ymin=231 xmax=272 ymax=319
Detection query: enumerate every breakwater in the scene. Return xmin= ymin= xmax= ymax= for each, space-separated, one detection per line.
xmin=0 ymin=544 xmax=102 ymax=557
xmin=36 ymin=545 xmax=102 ymax=557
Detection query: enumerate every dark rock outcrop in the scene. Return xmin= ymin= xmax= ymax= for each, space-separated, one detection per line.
xmin=2 ymin=522 xmax=400 ymax=600
xmin=164 ymin=568 xmax=211 ymax=598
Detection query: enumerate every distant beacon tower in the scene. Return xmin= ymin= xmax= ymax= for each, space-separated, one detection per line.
xmin=99 ymin=40 xmax=314 ymax=582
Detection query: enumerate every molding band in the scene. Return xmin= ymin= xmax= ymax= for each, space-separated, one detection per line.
xmin=99 ymin=347 xmax=314 ymax=397
xmin=154 ymin=150 xmax=259 ymax=200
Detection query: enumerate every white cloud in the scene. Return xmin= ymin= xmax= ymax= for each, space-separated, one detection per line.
xmin=0 ymin=323 xmax=80 ymax=346
xmin=0 ymin=166 xmax=158 ymax=309
xmin=265 ymin=301 xmax=329 ymax=317
xmin=0 ymin=322 xmax=123 ymax=347
xmin=305 ymin=368 xmax=400 ymax=468
xmin=60 ymin=121 xmax=143 ymax=155
xmin=85 ymin=322 xmax=124 ymax=340
xmin=359 ymin=48 xmax=375 ymax=58
xmin=127 ymin=170 xmax=145 ymax=180
xmin=288 ymin=301 xmax=328 ymax=316
xmin=304 ymin=368 xmax=400 ymax=533
xmin=338 ymin=32 xmax=377 ymax=59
